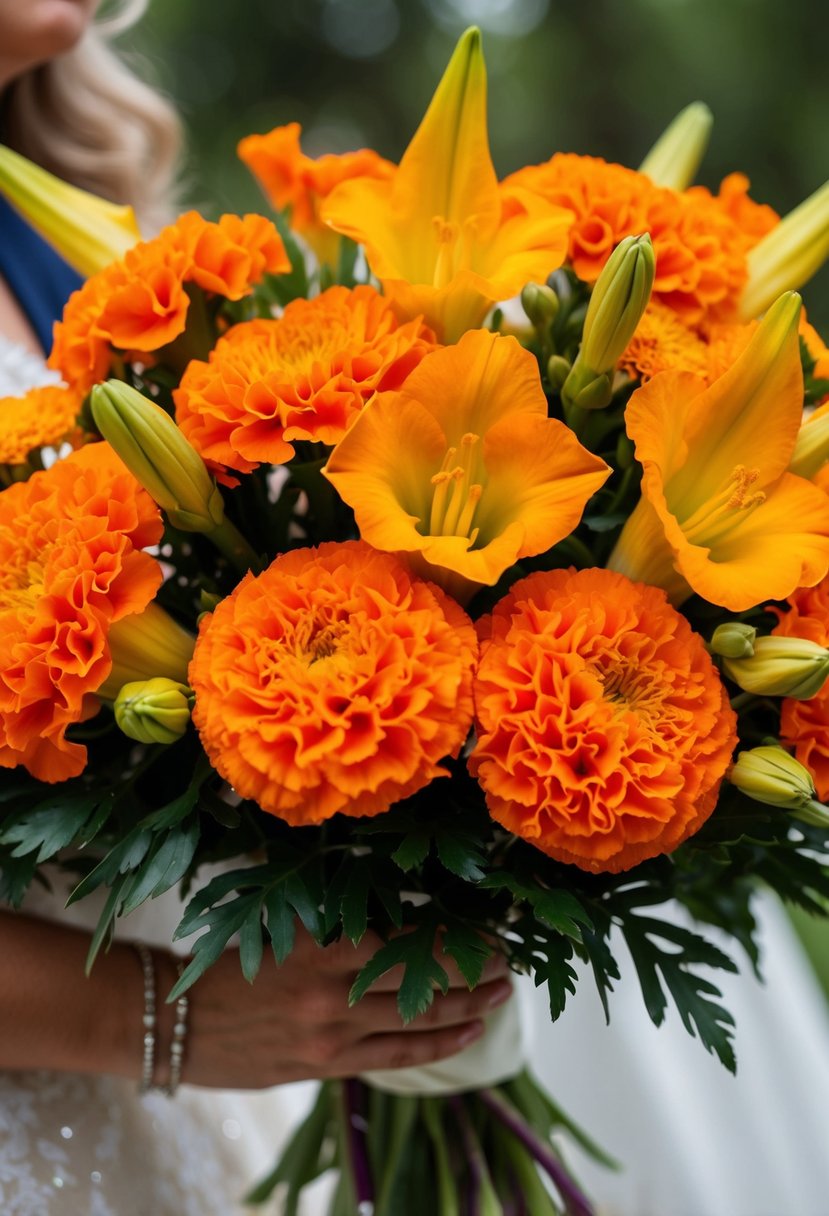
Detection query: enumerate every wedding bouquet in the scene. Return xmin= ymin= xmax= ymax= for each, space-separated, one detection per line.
xmin=2 ymin=25 xmax=829 ymax=1216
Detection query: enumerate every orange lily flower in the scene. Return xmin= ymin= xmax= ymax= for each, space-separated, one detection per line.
xmin=321 ymin=28 xmax=572 ymax=341
xmin=608 ymin=292 xmax=829 ymax=610
xmin=324 ymin=330 xmax=609 ymax=601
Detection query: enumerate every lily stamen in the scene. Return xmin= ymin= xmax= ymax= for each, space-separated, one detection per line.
xmin=681 ymin=465 xmax=766 ymax=546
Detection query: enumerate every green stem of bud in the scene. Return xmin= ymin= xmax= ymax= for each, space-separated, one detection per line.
xmin=209 ymin=515 xmax=263 ymax=573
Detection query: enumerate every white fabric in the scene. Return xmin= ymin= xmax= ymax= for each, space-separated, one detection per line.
xmin=0 ymin=333 xmax=59 ymax=396
xmin=528 ymin=888 xmax=829 ymax=1216
xmin=362 ymin=971 xmax=530 ymax=1095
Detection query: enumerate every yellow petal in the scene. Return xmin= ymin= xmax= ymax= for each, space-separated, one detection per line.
xmin=0 ymin=143 xmax=140 ymax=277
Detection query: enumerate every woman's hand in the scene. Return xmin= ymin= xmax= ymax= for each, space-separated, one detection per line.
xmin=158 ymin=926 xmax=513 ymax=1089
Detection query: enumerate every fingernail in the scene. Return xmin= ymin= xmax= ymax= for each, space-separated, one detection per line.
xmin=457 ymin=1019 xmax=485 ymax=1048
xmin=485 ymin=980 xmax=513 ymax=1010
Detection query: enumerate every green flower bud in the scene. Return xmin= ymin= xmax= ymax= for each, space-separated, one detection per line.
xmin=561 ymin=234 xmax=655 ymax=411
xmin=740 ymin=180 xmax=829 ymax=321
xmin=90 ymin=380 xmax=225 ymax=533
xmin=790 ymin=406 xmax=829 ymax=481
xmin=709 ymin=622 xmax=757 ymax=659
xmin=546 ymin=354 xmax=571 ymax=393
xmin=521 ymin=281 xmax=559 ymax=330
xmin=729 ymin=744 xmax=829 ymax=826
xmin=722 ymin=634 xmax=829 ymax=700
xmin=638 ymin=102 xmax=713 ymax=191
xmin=114 ymin=678 xmax=194 ymax=745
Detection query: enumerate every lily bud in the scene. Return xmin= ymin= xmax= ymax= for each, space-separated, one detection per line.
xmin=546 ymin=354 xmax=571 ymax=393
xmin=91 ymin=381 xmax=225 ymax=533
xmin=729 ymin=744 xmax=829 ymax=826
xmin=639 ymin=102 xmax=713 ymax=191
xmin=790 ymin=404 xmax=829 ymax=480
xmin=740 ymin=180 xmax=829 ymax=321
xmin=722 ymin=634 xmax=829 ymax=700
xmin=0 ymin=144 xmax=140 ymax=277
xmin=521 ymin=282 xmax=559 ymax=330
xmin=709 ymin=622 xmax=757 ymax=660
xmin=561 ymin=235 xmax=655 ymax=411
xmin=114 ymin=678 xmax=193 ymax=745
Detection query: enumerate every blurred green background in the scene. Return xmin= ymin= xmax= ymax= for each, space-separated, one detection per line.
xmin=132 ymin=0 xmax=828 ymax=326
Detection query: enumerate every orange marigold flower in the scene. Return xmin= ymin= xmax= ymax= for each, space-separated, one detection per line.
xmin=773 ymin=576 xmax=829 ymax=799
xmin=0 ymin=444 xmax=165 ymax=782
xmin=619 ymin=302 xmax=709 ymax=383
xmin=238 ymin=122 xmax=394 ymax=264
xmin=174 ymin=285 xmax=436 ymax=478
xmin=0 ymin=383 xmax=83 ymax=464
xmin=50 ymin=211 xmax=289 ymax=391
xmin=469 ymin=567 xmax=737 ymax=874
xmin=189 ymin=540 xmax=477 ymax=825
xmin=503 ymin=155 xmax=777 ymax=326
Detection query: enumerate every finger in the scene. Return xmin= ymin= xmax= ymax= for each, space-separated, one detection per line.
xmin=325 ymin=1019 xmax=487 ymax=1077
xmin=345 ymin=978 xmax=513 ymax=1036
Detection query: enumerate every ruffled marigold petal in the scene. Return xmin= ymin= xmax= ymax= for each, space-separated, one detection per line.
xmin=470 ymin=567 xmax=737 ymax=873
xmin=189 ymin=541 xmax=478 ymax=825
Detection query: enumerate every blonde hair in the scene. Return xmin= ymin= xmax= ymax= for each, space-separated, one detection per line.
xmin=1 ymin=0 xmax=182 ymax=232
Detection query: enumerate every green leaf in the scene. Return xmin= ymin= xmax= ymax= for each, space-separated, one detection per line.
xmin=169 ymin=892 xmax=262 ymax=999
xmin=392 ymin=831 xmax=431 ymax=872
xmin=434 ymin=827 xmax=487 ymax=882
xmin=621 ymin=914 xmax=737 ymax=1072
xmin=245 ymin=1081 xmax=334 ymax=1205
xmin=239 ymin=903 xmax=265 ymax=983
xmin=3 ymin=792 xmax=115 ymax=863
xmin=68 ymin=827 xmax=153 ymax=903
xmin=479 ymin=871 xmax=591 ymax=940
xmin=85 ymin=875 xmax=131 ymax=973
xmin=340 ymin=860 xmax=371 ymax=945
xmin=119 ymin=820 xmax=199 ymax=916
xmin=285 ymin=871 xmax=324 ymax=939
xmin=441 ymin=920 xmax=493 ymax=989
xmin=265 ymin=885 xmax=296 ymax=965
xmin=350 ymin=922 xmax=450 ymax=1023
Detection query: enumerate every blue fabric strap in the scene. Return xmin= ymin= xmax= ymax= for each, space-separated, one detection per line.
xmin=0 ymin=194 xmax=83 ymax=354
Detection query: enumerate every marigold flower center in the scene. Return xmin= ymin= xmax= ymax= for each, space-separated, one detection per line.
xmin=679 ymin=464 xmax=766 ymax=546
xmin=427 ymin=431 xmax=483 ymax=542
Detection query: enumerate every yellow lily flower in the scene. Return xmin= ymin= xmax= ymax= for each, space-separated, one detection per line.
xmin=324 ymin=329 xmax=609 ymax=602
xmin=638 ymin=102 xmax=713 ymax=190
xmin=0 ymin=144 xmax=140 ymax=277
xmin=321 ymin=29 xmax=572 ymax=342
xmin=608 ymin=292 xmax=829 ymax=610
xmin=740 ymin=179 xmax=829 ymax=320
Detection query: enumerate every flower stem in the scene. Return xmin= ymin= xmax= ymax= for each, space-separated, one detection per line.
xmin=478 ymin=1088 xmax=595 ymax=1216
xmin=343 ymin=1078 xmax=376 ymax=1213
xmin=208 ymin=514 xmax=263 ymax=573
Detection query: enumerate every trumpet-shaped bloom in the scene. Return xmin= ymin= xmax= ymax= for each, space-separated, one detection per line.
xmin=608 ymin=293 xmax=829 ymax=610
xmin=321 ymin=29 xmax=572 ymax=341
xmin=238 ymin=122 xmax=394 ymax=266
xmin=0 ymin=143 xmax=140 ymax=276
xmin=324 ymin=330 xmax=609 ymax=600
xmin=638 ymin=102 xmax=713 ymax=191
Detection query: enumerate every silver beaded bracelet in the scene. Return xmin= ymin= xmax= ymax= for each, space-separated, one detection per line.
xmin=134 ymin=942 xmax=157 ymax=1093
xmin=167 ymin=963 xmax=189 ymax=1096
xmin=133 ymin=945 xmax=190 ymax=1096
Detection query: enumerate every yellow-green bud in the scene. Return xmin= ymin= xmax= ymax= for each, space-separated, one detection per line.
xmin=638 ymin=102 xmax=713 ymax=191
xmin=521 ymin=281 xmax=559 ymax=331
xmin=740 ymin=179 xmax=829 ymax=321
xmin=729 ymin=744 xmax=829 ymax=826
xmin=546 ymin=354 xmax=571 ymax=393
xmin=114 ymin=678 xmax=193 ymax=745
xmin=790 ymin=407 xmax=829 ymax=481
xmin=722 ymin=634 xmax=829 ymax=700
xmin=90 ymin=380 xmax=225 ymax=533
xmin=561 ymin=234 xmax=655 ymax=411
xmin=709 ymin=622 xmax=757 ymax=659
